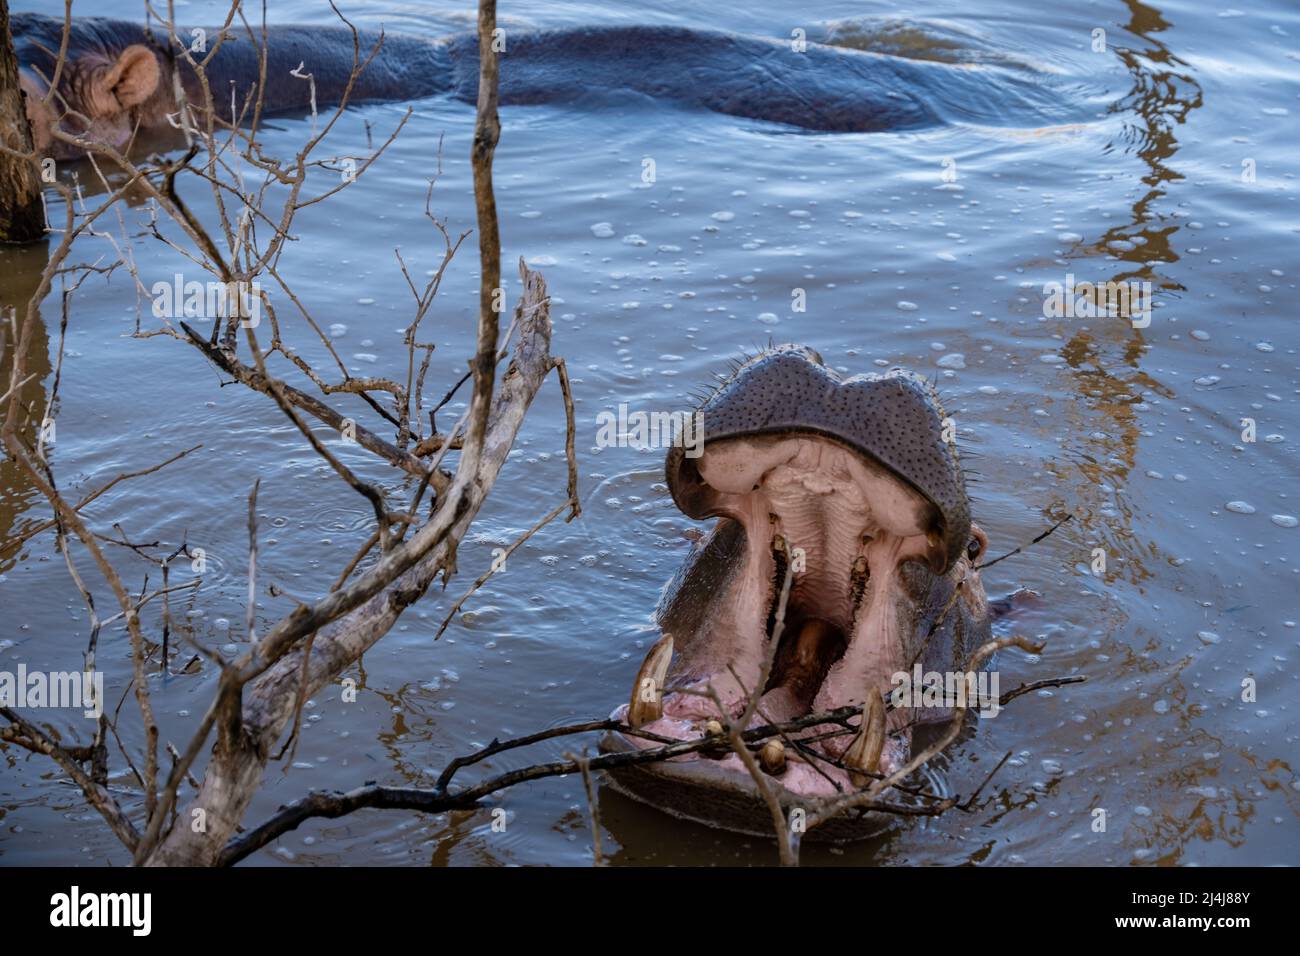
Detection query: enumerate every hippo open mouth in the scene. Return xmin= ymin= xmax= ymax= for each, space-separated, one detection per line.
xmin=601 ymin=346 xmax=991 ymax=841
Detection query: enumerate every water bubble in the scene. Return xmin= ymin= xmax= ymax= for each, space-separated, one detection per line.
xmin=1225 ymin=501 xmax=1256 ymax=514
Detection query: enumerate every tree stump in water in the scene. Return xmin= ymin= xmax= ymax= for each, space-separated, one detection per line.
xmin=0 ymin=0 xmax=44 ymax=245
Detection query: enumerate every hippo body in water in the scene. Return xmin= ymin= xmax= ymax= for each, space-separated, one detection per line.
xmin=602 ymin=347 xmax=993 ymax=841
xmin=9 ymin=13 xmax=1063 ymax=158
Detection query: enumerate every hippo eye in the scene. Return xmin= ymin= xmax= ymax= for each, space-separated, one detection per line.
xmin=966 ymin=537 xmax=982 ymax=561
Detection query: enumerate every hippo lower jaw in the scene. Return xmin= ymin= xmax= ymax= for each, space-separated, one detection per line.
xmin=598 ymin=347 xmax=990 ymax=841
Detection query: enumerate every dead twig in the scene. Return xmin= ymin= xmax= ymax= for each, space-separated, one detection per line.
xmin=566 ymin=747 xmax=606 ymax=866
xmin=976 ymin=514 xmax=1073 ymax=572
xmin=219 ymin=658 xmax=1073 ymax=867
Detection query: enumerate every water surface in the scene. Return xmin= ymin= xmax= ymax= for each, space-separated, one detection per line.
xmin=2 ymin=0 xmax=1298 ymax=865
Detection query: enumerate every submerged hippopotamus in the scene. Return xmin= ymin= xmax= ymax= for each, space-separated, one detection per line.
xmin=602 ymin=346 xmax=993 ymax=842
xmin=9 ymin=13 xmax=1063 ymax=158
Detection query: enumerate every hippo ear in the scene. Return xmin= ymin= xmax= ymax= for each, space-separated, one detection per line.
xmin=97 ymin=45 xmax=160 ymax=112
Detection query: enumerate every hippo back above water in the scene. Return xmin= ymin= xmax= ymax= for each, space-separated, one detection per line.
xmin=9 ymin=12 xmax=1072 ymax=158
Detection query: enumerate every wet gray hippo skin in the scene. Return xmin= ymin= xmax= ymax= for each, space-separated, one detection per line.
xmin=602 ymin=347 xmax=993 ymax=841
xmin=10 ymin=13 xmax=1065 ymax=158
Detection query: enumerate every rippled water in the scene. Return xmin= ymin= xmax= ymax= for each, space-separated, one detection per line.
xmin=2 ymin=0 xmax=1298 ymax=866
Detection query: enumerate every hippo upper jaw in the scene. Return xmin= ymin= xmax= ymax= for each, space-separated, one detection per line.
xmin=667 ymin=347 xmax=972 ymax=573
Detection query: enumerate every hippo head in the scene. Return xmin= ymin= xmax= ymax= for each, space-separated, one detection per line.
xmin=602 ymin=346 xmax=991 ymax=841
xmin=17 ymin=42 xmax=162 ymax=159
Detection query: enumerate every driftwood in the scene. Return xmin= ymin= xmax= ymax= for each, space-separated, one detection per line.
xmin=147 ymin=259 xmax=556 ymax=865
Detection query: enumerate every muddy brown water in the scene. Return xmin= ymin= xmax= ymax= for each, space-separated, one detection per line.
xmin=1 ymin=0 xmax=1297 ymax=865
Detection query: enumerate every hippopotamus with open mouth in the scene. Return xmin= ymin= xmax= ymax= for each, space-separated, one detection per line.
xmin=8 ymin=13 xmax=1066 ymax=159
xmin=601 ymin=346 xmax=993 ymax=841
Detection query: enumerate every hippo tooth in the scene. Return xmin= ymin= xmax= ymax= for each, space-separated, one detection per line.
xmin=627 ymin=633 xmax=674 ymax=729
xmin=699 ymin=719 xmax=731 ymax=757
xmin=844 ymin=693 xmax=886 ymax=787
xmin=759 ymin=739 xmax=786 ymax=776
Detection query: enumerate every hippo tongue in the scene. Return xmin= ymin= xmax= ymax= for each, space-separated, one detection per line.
xmin=754 ymin=618 xmax=843 ymax=723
